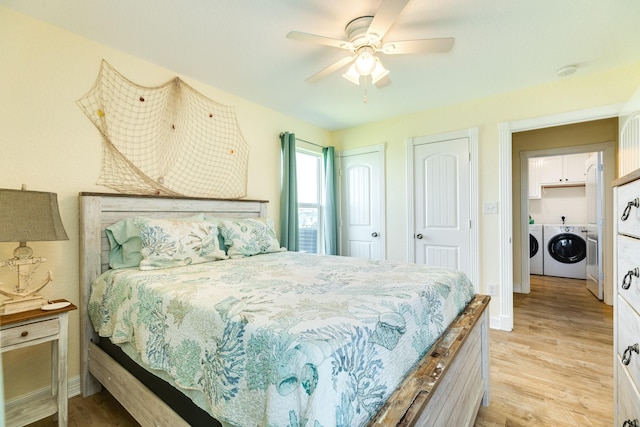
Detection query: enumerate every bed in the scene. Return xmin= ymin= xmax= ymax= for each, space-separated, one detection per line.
xmin=79 ymin=192 xmax=490 ymax=426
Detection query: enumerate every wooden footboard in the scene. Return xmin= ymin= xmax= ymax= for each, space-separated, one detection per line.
xmin=370 ymin=294 xmax=490 ymax=426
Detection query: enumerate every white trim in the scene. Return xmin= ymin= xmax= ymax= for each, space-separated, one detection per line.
xmin=469 ymin=128 xmax=480 ymax=292
xmin=519 ymin=151 xmax=531 ymax=294
xmin=497 ymin=104 xmax=622 ymax=332
xmin=406 ymin=127 xmax=480 ymax=290
xmin=498 ymin=123 xmax=514 ymax=331
xmin=5 ymin=375 xmax=81 ymax=410
xmin=406 ymin=138 xmax=415 ymax=263
xmin=338 ymin=143 xmax=387 ymax=260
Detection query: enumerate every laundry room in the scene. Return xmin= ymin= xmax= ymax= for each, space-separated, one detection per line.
xmin=528 ymin=153 xmax=596 ymax=281
xmin=511 ymin=118 xmax=618 ymax=305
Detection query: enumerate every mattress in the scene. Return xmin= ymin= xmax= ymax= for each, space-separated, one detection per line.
xmin=89 ymin=251 xmax=475 ymax=427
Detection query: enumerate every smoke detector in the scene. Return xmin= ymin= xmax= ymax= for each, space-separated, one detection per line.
xmin=556 ymin=65 xmax=577 ymax=77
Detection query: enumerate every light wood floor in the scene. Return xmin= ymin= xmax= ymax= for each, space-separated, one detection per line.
xmin=475 ymin=275 xmax=613 ymax=426
xmin=27 ymin=275 xmax=613 ymax=427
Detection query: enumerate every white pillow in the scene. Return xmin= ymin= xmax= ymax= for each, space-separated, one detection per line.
xmin=138 ymin=217 xmax=228 ymax=270
xmin=218 ymin=217 xmax=285 ymax=258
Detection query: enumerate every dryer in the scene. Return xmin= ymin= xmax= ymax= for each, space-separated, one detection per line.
xmin=543 ymin=225 xmax=587 ymax=279
xmin=529 ymin=224 xmax=543 ymax=275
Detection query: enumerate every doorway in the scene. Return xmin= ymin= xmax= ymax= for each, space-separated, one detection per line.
xmin=496 ymin=105 xmax=620 ymax=331
xmin=519 ymin=146 xmax=611 ymax=297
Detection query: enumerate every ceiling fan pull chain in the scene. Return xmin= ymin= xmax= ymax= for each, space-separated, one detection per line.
xmin=363 ymin=75 xmax=369 ymax=104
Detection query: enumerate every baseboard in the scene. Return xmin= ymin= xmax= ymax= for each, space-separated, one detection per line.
xmin=4 ymin=375 xmax=81 ymax=410
xmin=513 ymin=282 xmax=522 ymax=293
xmin=490 ymin=314 xmax=513 ymax=332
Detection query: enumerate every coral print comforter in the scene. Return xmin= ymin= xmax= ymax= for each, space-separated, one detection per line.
xmin=89 ymin=251 xmax=475 ymax=427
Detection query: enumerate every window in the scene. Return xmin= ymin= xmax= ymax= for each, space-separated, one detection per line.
xmin=296 ymin=147 xmax=324 ymax=253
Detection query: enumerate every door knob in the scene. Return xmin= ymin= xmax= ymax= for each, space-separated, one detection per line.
xmin=416 ymin=233 xmax=423 ymax=239
xmin=371 ymin=232 xmax=379 ymax=238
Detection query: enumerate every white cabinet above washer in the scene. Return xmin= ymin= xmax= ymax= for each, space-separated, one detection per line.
xmin=540 ymin=153 xmax=588 ymax=187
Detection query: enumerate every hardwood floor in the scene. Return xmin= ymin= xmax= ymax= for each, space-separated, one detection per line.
xmin=27 ymin=275 xmax=613 ymax=426
xmin=475 ymin=275 xmax=613 ymax=426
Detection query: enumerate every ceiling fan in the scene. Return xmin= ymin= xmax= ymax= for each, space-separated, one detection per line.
xmin=286 ymin=0 xmax=454 ymax=90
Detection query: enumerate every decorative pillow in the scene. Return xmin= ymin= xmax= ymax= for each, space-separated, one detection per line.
xmin=138 ymin=217 xmax=228 ymax=270
xmin=106 ymin=214 xmax=209 ymax=269
xmin=105 ymin=218 xmax=144 ymax=269
xmin=203 ymin=216 xmax=228 ymax=254
xmin=218 ymin=217 xmax=286 ymax=258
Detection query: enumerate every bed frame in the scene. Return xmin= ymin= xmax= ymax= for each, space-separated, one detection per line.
xmin=79 ymin=192 xmax=491 ymax=427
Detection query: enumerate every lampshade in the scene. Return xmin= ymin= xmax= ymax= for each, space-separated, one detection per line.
xmin=0 ymin=189 xmax=68 ymax=243
xmin=370 ymin=59 xmax=389 ymax=85
xmin=342 ymin=64 xmax=362 ymax=85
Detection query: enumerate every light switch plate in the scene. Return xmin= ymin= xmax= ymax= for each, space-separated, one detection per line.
xmin=483 ymin=201 xmax=498 ymax=214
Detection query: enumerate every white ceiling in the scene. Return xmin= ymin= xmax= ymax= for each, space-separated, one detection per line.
xmin=3 ymin=0 xmax=640 ymax=131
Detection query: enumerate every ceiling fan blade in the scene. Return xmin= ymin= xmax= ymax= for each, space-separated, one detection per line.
xmin=380 ymin=37 xmax=455 ymax=54
xmin=286 ymin=31 xmax=353 ymax=50
xmin=367 ymin=0 xmax=410 ymax=41
xmin=305 ymin=55 xmax=356 ymax=83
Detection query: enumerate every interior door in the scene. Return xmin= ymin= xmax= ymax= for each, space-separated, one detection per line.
xmin=585 ymin=152 xmax=603 ymax=299
xmin=412 ymin=137 xmax=471 ymax=276
xmin=339 ymin=146 xmax=385 ymax=259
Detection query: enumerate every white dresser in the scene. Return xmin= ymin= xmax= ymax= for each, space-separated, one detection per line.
xmin=614 ymin=168 xmax=640 ymax=426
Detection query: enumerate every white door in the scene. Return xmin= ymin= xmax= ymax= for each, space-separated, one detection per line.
xmin=339 ymin=145 xmax=385 ymax=259
xmin=411 ymin=137 xmax=471 ymax=276
xmin=585 ymin=152 xmax=604 ymax=300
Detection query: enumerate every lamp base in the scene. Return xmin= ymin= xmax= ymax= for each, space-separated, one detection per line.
xmin=0 ymin=295 xmax=47 ymax=315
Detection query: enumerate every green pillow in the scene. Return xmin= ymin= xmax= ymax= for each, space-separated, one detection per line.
xmin=105 ymin=218 xmax=143 ymax=269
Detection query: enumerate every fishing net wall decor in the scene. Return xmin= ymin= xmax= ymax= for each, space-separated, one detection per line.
xmin=77 ymin=60 xmax=249 ymax=198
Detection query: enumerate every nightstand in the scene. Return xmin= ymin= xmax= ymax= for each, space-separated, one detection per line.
xmin=1 ymin=300 xmax=77 ymax=427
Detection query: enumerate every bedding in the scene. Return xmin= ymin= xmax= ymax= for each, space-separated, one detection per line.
xmin=88 ymin=251 xmax=475 ymax=427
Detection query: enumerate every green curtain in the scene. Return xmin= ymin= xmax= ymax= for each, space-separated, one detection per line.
xmin=279 ymin=132 xmax=299 ymax=251
xmin=323 ymin=146 xmax=339 ymax=255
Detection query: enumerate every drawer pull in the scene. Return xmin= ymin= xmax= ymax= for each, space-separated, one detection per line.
xmin=622 ymin=268 xmax=640 ymax=290
xmin=623 ymin=420 xmax=639 ymax=427
xmin=621 ymin=198 xmax=640 ymax=221
xmin=21 ymin=331 xmax=28 ymax=337
xmin=622 ymin=343 xmax=639 ymax=365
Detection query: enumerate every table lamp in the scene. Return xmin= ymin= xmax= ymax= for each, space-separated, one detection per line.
xmin=0 ymin=187 xmax=68 ymax=314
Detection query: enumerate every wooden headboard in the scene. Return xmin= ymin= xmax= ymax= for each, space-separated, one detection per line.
xmin=78 ymin=192 xmax=269 ymax=395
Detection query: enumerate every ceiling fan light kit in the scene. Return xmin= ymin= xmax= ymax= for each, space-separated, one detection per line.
xmin=286 ymin=0 xmax=454 ymax=101
xmin=342 ymin=58 xmax=389 ymax=86
xmin=354 ymin=46 xmax=377 ymax=76
xmin=342 ymin=65 xmax=361 ymax=85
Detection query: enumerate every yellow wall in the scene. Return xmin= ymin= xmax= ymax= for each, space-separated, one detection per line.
xmin=0 ymin=7 xmax=330 ymax=400
xmin=332 ymin=62 xmax=640 ymax=322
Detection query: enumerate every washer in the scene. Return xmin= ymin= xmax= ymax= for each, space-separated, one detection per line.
xmin=529 ymin=224 xmax=543 ymax=275
xmin=543 ymin=225 xmax=587 ymax=279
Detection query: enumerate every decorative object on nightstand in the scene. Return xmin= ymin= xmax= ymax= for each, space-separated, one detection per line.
xmin=0 ymin=187 xmax=68 ymax=314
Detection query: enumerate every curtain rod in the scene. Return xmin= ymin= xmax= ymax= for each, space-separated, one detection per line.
xmin=279 ymin=132 xmax=325 ymax=149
